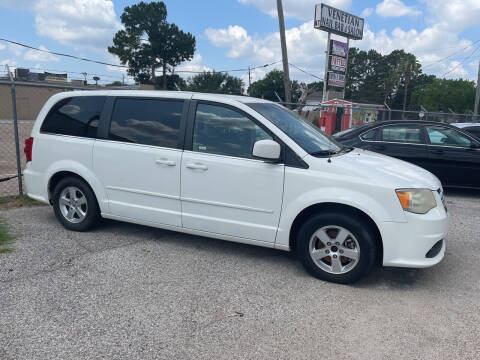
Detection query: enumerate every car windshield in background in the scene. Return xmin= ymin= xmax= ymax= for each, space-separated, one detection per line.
xmin=247 ymin=102 xmax=343 ymax=155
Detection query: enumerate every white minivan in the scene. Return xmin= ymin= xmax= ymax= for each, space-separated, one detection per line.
xmin=24 ymin=91 xmax=448 ymax=283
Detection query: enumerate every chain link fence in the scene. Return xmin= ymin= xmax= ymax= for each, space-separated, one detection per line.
xmin=289 ymin=102 xmax=479 ymax=133
xmin=0 ymin=72 xmax=137 ymax=197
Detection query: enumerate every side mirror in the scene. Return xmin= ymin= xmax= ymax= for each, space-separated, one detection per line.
xmin=252 ymin=139 xmax=281 ymax=161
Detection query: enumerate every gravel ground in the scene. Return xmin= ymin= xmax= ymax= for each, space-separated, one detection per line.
xmin=0 ymin=190 xmax=479 ymax=360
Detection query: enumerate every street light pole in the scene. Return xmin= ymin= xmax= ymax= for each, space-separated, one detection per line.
xmin=276 ymin=0 xmax=291 ymax=103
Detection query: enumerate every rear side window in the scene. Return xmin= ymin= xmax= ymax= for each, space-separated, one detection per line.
xmin=426 ymin=126 xmax=472 ymax=147
xmin=41 ymin=96 xmax=106 ymax=138
xmin=109 ymin=98 xmax=183 ymax=148
xmin=380 ymin=124 xmax=422 ymax=143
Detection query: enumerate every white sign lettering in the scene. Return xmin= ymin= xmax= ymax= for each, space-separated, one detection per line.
xmin=315 ymin=3 xmax=364 ymax=40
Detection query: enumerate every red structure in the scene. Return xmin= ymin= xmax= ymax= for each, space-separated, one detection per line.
xmin=316 ymin=99 xmax=384 ymax=135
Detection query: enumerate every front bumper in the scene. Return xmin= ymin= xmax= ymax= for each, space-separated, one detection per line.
xmin=380 ymin=203 xmax=448 ymax=268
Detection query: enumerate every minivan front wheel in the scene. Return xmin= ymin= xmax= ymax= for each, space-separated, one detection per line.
xmin=52 ymin=177 xmax=100 ymax=231
xmin=296 ymin=212 xmax=377 ymax=284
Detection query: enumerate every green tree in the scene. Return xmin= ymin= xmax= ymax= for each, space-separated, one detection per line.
xmin=155 ymin=74 xmax=187 ymax=90
xmin=410 ymin=78 xmax=475 ymax=113
xmin=108 ymin=1 xmax=195 ymax=89
xmin=106 ymin=81 xmax=125 ymax=87
xmin=345 ymin=48 xmax=427 ymax=112
xmin=249 ymin=70 xmax=301 ymax=102
xmin=187 ymin=72 xmax=244 ymax=94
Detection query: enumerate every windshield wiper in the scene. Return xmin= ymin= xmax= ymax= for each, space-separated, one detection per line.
xmin=338 ymin=146 xmax=354 ymax=154
xmin=309 ymin=149 xmax=338 ymax=156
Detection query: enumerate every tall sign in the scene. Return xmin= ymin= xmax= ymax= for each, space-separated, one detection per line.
xmin=314 ymin=3 xmax=364 ymax=101
xmin=314 ymin=4 xmax=364 ymax=40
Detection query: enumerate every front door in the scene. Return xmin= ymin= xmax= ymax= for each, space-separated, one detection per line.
xmin=375 ymin=123 xmax=429 ymax=169
xmin=424 ymin=125 xmax=480 ymax=188
xmin=93 ymin=97 xmax=187 ymax=227
xmin=181 ymin=102 xmax=284 ymax=243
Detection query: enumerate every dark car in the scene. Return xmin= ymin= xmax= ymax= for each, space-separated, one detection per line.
xmin=451 ymin=123 xmax=480 ymax=139
xmin=333 ymin=120 xmax=480 ymax=189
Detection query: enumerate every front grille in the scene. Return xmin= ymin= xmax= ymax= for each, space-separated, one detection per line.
xmin=426 ymin=239 xmax=443 ymax=258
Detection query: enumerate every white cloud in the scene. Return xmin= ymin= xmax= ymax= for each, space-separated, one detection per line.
xmin=424 ymin=0 xmax=480 ymax=30
xmin=443 ymin=61 xmax=469 ymax=79
xmin=34 ymin=0 xmax=121 ymax=50
xmin=206 ymin=19 xmax=477 ymax=82
xmin=176 ymin=54 xmax=212 ymax=78
xmin=1 ymin=0 xmax=121 ymax=51
xmin=361 ymin=8 xmax=373 ymax=17
xmin=24 ymin=45 xmax=59 ymax=62
xmin=237 ymin=0 xmax=351 ymax=21
xmin=376 ymin=0 xmax=421 ymax=18
xmin=0 ymin=43 xmax=5 ymax=51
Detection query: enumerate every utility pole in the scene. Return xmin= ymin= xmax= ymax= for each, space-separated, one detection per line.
xmin=276 ymin=0 xmax=291 ymax=103
xmin=248 ymin=66 xmax=251 ymax=95
xmin=322 ymin=32 xmax=331 ymax=102
xmin=402 ymin=61 xmax=412 ymax=120
xmin=474 ymin=60 xmax=480 ymax=118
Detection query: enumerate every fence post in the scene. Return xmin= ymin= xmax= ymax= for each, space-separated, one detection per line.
xmin=384 ymin=102 xmax=391 ymax=121
xmin=6 ymin=65 xmax=23 ymax=197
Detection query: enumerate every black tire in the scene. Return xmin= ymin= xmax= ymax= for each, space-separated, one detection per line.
xmin=296 ymin=212 xmax=378 ymax=284
xmin=52 ymin=176 xmax=100 ymax=231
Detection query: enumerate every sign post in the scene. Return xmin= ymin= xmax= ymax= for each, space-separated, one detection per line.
xmin=322 ymin=32 xmax=331 ymax=102
xmin=314 ymin=3 xmax=364 ymax=100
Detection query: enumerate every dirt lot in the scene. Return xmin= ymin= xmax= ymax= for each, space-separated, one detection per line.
xmin=0 ymin=190 xmax=479 ymax=359
xmin=0 ymin=121 xmax=34 ymax=196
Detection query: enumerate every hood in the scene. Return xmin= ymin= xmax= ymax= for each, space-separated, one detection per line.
xmin=323 ymin=148 xmax=441 ymax=190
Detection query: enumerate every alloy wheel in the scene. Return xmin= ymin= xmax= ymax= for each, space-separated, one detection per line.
xmin=59 ymin=186 xmax=88 ymax=224
xmin=309 ymin=225 xmax=360 ymax=274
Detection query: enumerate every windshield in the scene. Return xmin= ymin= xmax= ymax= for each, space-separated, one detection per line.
xmin=247 ymin=102 xmax=343 ymax=155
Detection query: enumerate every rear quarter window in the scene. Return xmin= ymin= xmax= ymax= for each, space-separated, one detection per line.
xmin=40 ymin=96 xmax=106 ymax=138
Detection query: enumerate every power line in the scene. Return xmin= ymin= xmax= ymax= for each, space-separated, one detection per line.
xmin=440 ymin=43 xmax=480 ymax=78
xmin=0 ymin=37 xmax=283 ymax=76
xmin=289 ymin=63 xmax=324 ymax=81
xmin=422 ymin=40 xmax=480 ymax=70
xmin=0 ymin=37 xmax=128 ymax=68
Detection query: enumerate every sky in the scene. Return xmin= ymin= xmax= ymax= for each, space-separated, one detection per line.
xmin=0 ymin=0 xmax=479 ymax=86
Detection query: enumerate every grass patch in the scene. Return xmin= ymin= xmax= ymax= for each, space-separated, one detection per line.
xmin=0 ymin=219 xmax=15 ymax=253
xmin=0 ymin=195 xmax=46 ymax=211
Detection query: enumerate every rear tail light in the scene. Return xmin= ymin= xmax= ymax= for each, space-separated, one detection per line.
xmin=24 ymin=137 xmax=33 ymax=162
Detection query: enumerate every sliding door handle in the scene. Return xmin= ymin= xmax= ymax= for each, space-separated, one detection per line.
xmin=155 ymin=158 xmax=176 ymax=166
xmin=185 ymin=163 xmax=208 ymax=171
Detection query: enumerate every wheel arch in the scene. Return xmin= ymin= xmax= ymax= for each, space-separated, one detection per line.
xmin=288 ymin=202 xmax=383 ymax=264
xmin=47 ymin=170 xmax=106 ymax=215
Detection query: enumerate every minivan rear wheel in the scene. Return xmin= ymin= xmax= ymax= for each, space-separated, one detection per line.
xmin=52 ymin=177 xmax=100 ymax=231
xmin=296 ymin=212 xmax=377 ymax=284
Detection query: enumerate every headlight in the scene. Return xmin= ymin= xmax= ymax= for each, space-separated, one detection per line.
xmin=395 ymin=189 xmax=437 ymax=214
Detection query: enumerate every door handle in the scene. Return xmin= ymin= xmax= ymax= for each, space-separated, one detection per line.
xmin=155 ymin=158 xmax=176 ymax=166
xmin=185 ymin=163 xmax=208 ymax=171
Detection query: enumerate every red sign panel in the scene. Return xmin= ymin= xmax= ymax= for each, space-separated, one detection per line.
xmin=328 ymin=72 xmax=345 ymax=87
xmin=330 ymin=56 xmax=347 ymax=73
